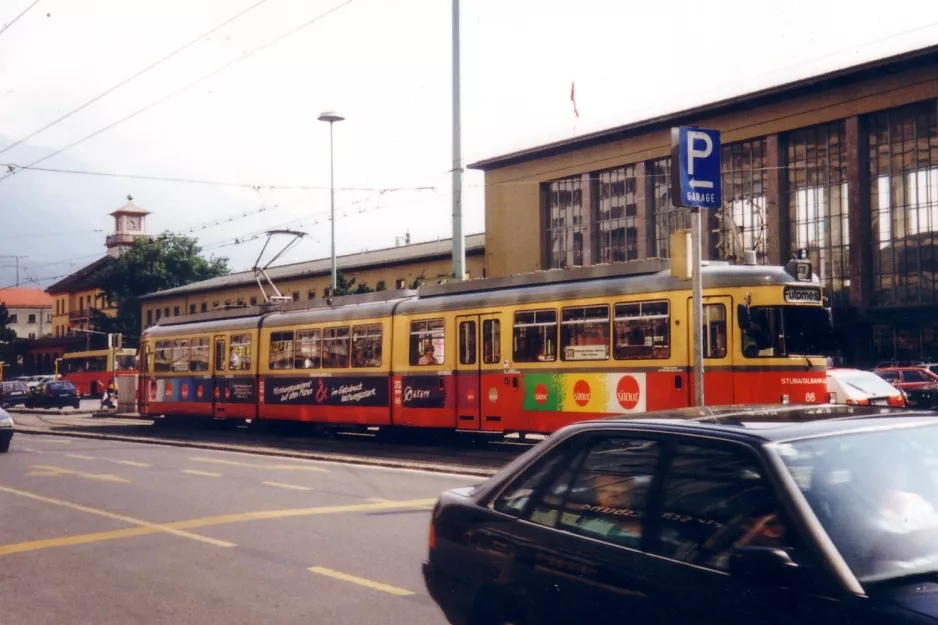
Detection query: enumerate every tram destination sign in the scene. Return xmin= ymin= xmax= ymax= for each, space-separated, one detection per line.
xmin=783 ymin=286 xmax=822 ymax=303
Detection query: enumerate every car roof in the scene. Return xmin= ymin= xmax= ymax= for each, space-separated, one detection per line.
xmin=560 ymin=404 xmax=938 ymax=443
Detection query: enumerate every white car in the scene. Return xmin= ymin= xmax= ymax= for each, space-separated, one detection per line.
xmin=826 ymin=368 xmax=906 ymax=407
xmin=0 ymin=407 xmax=13 ymax=452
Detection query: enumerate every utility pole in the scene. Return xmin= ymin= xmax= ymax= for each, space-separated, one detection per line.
xmin=451 ymin=0 xmax=465 ymax=281
xmin=0 ymin=255 xmax=25 ymax=286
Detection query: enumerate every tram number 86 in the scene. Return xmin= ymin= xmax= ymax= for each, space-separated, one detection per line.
xmin=805 ymin=392 xmax=816 ymax=402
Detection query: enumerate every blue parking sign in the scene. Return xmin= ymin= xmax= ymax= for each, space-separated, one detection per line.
xmin=671 ymin=127 xmax=722 ymax=210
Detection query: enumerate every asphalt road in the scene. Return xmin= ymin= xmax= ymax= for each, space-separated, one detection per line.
xmin=0 ymin=433 xmax=480 ymax=624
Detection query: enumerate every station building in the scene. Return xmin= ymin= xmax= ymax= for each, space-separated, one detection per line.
xmin=472 ymin=44 xmax=938 ymax=366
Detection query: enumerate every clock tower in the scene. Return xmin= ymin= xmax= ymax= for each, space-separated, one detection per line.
xmin=106 ymin=196 xmax=151 ymax=258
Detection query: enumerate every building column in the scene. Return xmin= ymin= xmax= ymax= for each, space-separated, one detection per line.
xmin=763 ymin=134 xmax=785 ymax=265
xmin=635 ymin=161 xmax=652 ymax=260
xmin=845 ymin=116 xmax=871 ymax=309
xmin=579 ymin=173 xmax=594 ymax=267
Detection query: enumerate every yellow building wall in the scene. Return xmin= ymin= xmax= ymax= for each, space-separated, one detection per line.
xmin=50 ymin=288 xmax=117 ymax=338
xmin=480 ymin=60 xmax=938 ymax=277
xmin=141 ymin=255 xmax=485 ymax=332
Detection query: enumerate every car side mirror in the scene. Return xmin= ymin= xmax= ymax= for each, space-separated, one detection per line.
xmin=728 ymin=547 xmax=799 ymax=586
xmin=737 ymin=304 xmax=750 ymax=330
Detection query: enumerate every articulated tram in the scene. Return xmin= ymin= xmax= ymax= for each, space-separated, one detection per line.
xmin=137 ymin=257 xmax=833 ymax=435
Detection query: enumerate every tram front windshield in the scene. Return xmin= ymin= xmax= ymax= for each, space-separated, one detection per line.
xmin=740 ymin=306 xmax=833 ymax=358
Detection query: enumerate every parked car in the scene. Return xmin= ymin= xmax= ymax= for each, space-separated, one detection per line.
xmin=875 ymin=360 xmax=927 ymax=370
xmin=424 ymin=404 xmax=938 ymax=625
xmin=876 ymin=367 xmax=938 ymax=408
xmin=0 ymin=407 xmax=13 ymax=452
xmin=0 ymin=380 xmax=30 ymax=408
xmin=24 ymin=380 xmax=80 ymax=410
xmin=827 ymin=368 xmax=906 ymax=407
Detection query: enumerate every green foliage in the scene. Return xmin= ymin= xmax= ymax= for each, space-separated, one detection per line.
xmin=0 ymin=303 xmax=15 ymax=342
xmin=331 ymin=271 xmax=374 ymax=297
xmin=92 ymin=233 xmax=229 ymax=345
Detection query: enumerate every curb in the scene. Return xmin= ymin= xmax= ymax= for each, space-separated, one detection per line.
xmin=8 ymin=409 xmax=99 ymax=416
xmin=12 ymin=426 xmax=499 ymax=478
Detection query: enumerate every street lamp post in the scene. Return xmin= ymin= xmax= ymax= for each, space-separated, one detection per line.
xmin=318 ymin=111 xmax=345 ymax=296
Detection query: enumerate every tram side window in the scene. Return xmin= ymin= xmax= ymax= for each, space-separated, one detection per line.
xmin=269 ymin=331 xmax=294 ymax=370
xmin=322 ymin=327 xmax=350 ymax=368
xmin=352 ymin=324 xmax=382 ymax=368
xmin=483 ymin=319 xmax=501 ymax=364
xmin=614 ymin=301 xmax=670 ymax=360
xmin=229 ymin=334 xmax=252 ymax=370
xmin=215 ymin=339 xmax=225 ymax=372
xmin=190 ymin=338 xmax=210 ymax=372
xmin=155 ymin=341 xmax=172 ymax=372
xmin=703 ymin=304 xmax=727 ymax=359
xmin=513 ymin=310 xmax=557 ymax=363
xmin=459 ymin=320 xmax=477 ymax=365
xmin=296 ymin=329 xmax=321 ymax=369
xmin=561 ymin=305 xmax=610 ymax=361
xmin=172 ymin=339 xmax=190 ymax=372
xmin=410 ymin=319 xmax=445 ymax=366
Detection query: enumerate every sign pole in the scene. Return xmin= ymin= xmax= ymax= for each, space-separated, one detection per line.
xmin=691 ymin=207 xmax=705 ymax=407
xmin=671 ymin=126 xmax=722 ymax=409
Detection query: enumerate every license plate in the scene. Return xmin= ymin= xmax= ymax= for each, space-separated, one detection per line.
xmin=871 ymin=398 xmax=889 ymax=406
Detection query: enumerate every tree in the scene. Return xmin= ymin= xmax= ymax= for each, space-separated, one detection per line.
xmin=0 ymin=304 xmax=15 ymax=343
xmin=331 ymin=271 xmax=374 ymax=297
xmin=92 ymin=233 xmax=229 ymax=345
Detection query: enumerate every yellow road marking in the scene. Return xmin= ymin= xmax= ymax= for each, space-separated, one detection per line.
xmin=189 ymin=457 xmax=329 ymax=473
xmin=0 ymin=485 xmax=234 ymax=549
xmin=32 ymin=438 xmax=70 ymax=444
xmin=26 ymin=464 xmax=130 ymax=484
xmin=308 ymin=567 xmax=415 ymax=596
xmin=262 ymin=481 xmax=312 ymax=491
xmin=66 ymin=454 xmax=95 ymax=460
xmin=113 ymin=460 xmax=150 ymax=468
xmin=181 ymin=470 xmax=222 ymax=478
xmin=0 ymin=497 xmax=435 ymax=556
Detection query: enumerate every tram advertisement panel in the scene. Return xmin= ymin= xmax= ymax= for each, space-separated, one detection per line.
xmin=264 ymin=376 xmax=389 ymax=407
xmin=522 ymin=372 xmax=647 ymax=414
xmin=148 ymin=377 xmax=216 ymax=403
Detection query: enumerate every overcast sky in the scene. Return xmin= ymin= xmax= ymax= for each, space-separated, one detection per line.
xmin=1 ymin=0 xmax=937 ymax=289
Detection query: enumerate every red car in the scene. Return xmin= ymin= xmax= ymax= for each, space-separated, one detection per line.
xmin=876 ymin=367 xmax=938 ymax=408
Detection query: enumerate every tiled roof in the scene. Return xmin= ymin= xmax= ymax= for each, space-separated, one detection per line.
xmin=141 ymin=233 xmax=485 ymax=300
xmin=0 ymin=288 xmax=53 ymax=308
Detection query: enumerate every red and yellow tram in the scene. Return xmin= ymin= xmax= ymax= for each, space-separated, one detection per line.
xmin=137 ymin=257 xmax=833 ymax=434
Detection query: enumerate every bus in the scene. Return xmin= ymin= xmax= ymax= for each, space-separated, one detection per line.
xmin=137 ymin=257 xmax=834 ymax=435
xmin=60 ymin=348 xmax=138 ymax=398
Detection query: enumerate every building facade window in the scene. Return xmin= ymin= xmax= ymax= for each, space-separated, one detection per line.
xmin=189 ymin=304 xmax=196 ymax=314
xmin=27 ymin=313 xmax=36 ymax=324
xmin=307 ymin=290 xmax=316 ymax=300
xmin=8 ymin=314 xmax=17 ymax=323
xmin=201 ymin=303 xmax=207 ymax=312
xmin=651 ymin=158 xmax=687 ymax=258
xmin=718 ymin=139 xmax=768 ymax=263
xmin=596 ymin=166 xmax=639 ymax=264
xmin=869 ymin=100 xmax=938 ymax=306
xmin=545 ymin=176 xmax=587 ymax=269
xmin=788 ymin=121 xmax=850 ymax=307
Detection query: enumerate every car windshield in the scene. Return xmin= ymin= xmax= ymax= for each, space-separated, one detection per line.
xmin=835 ymin=372 xmax=900 ymax=396
xmin=741 ymin=306 xmax=834 ymax=358
xmin=774 ymin=423 xmax=938 ymax=583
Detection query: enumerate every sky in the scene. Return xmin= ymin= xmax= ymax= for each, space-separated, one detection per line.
xmin=1 ymin=0 xmax=938 ymax=288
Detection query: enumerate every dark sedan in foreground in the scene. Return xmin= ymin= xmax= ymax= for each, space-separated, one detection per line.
xmin=424 ymin=404 xmax=938 ymax=625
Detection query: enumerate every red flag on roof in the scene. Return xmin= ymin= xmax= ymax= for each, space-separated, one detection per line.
xmin=570 ymin=81 xmax=579 ymax=118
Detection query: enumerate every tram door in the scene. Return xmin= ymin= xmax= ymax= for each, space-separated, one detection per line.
xmin=213 ymin=335 xmax=227 ymax=417
xmin=138 ymin=343 xmax=151 ymax=415
xmin=686 ymin=296 xmax=734 ymax=406
xmin=455 ymin=315 xmax=482 ymax=430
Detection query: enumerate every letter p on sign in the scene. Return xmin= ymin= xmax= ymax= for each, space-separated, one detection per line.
xmin=686 ymin=131 xmax=712 ymax=179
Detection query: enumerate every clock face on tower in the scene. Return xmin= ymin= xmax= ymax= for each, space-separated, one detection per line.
xmin=127 ymin=216 xmax=140 ymax=230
